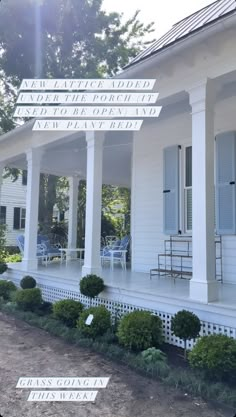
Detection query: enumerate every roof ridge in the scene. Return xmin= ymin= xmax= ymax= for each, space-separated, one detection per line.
xmin=172 ymin=0 xmax=220 ymax=27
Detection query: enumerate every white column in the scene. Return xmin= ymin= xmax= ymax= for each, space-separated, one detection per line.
xmin=82 ymin=132 xmax=104 ymax=277
xmin=22 ymin=148 xmax=42 ymax=270
xmin=68 ymin=176 xmax=79 ymax=250
xmin=188 ymin=79 xmax=218 ymax=302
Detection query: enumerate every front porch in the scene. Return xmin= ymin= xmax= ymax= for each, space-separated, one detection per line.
xmin=7 ymin=261 xmax=236 ymax=340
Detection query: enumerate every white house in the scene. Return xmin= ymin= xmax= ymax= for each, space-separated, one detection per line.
xmin=0 ymin=172 xmax=65 ymax=246
xmin=0 ymin=0 xmax=236 ymax=348
xmin=0 ymin=173 xmax=27 ymax=246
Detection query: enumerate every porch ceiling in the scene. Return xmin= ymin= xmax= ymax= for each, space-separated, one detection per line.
xmin=2 ymin=68 xmax=236 ymax=188
xmin=6 ymin=130 xmax=133 ymax=187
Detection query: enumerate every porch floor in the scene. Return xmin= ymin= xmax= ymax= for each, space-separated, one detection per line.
xmin=8 ymin=260 xmax=236 ymax=311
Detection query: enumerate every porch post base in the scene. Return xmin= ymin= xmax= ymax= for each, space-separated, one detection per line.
xmin=190 ymin=280 xmax=219 ymax=303
xmin=81 ymin=265 xmax=102 ymax=277
xmin=21 ymin=258 xmax=38 ymax=271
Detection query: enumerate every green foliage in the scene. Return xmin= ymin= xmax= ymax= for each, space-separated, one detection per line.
xmin=189 ymin=334 xmax=236 ymax=382
xmin=1 ymin=302 xmax=236 ymax=408
xmin=0 ymin=0 xmax=154 ymax=83
xmin=117 ymin=311 xmax=163 ymax=351
xmin=15 ymin=288 xmax=42 ymax=311
xmin=0 ymin=280 xmax=17 ymax=300
xmin=20 ymin=275 xmax=37 ymax=289
xmin=3 ymin=253 xmax=22 ymax=263
xmin=0 ymin=262 xmax=8 ymax=274
xmin=171 ymin=310 xmax=201 ymax=358
xmin=35 ymin=301 xmax=53 ymax=316
xmin=141 ymin=347 xmax=167 ymax=364
xmin=53 ymin=299 xmax=84 ymax=327
xmin=77 ymin=305 xmax=111 ymax=338
xmin=79 ymin=275 xmax=105 ymax=299
xmin=0 ymin=224 xmax=7 ymax=259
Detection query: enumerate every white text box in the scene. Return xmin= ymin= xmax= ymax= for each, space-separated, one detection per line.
xmin=33 ymin=119 xmax=143 ymax=131
xmin=17 ymin=92 xmax=159 ymax=104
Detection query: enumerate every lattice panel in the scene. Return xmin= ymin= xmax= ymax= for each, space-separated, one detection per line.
xmin=37 ymin=283 xmax=236 ymax=350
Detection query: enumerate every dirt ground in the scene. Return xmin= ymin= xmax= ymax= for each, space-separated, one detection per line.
xmin=0 ymin=312 xmax=233 ymax=417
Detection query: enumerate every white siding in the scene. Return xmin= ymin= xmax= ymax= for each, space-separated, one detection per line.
xmin=131 ymin=97 xmax=236 ymax=284
xmin=1 ymin=174 xmax=27 ymax=246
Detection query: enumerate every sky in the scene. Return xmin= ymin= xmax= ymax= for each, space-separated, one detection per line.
xmin=102 ymin=0 xmax=215 ymax=39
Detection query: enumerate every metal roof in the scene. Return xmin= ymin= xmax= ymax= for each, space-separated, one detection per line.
xmin=126 ymin=0 xmax=236 ymax=68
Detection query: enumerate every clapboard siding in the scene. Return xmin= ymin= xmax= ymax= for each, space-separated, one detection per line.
xmin=131 ymin=113 xmax=190 ymax=273
xmin=1 ymin=174 xmax=26 ymax=246
xmin=131 ymin=107 xmax=236 ymax=284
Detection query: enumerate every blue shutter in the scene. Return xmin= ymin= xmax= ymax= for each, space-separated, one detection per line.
xmin=216 ymin=132 xmax=236 ymax=235
xmin=163 ymin=145 xmax=179 ymax=235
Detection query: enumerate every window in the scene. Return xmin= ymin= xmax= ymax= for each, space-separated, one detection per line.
xmin=22 ymin=170 xmax=27 ymax=186
xmin=13 ymin=207 xmax=26 ymax=229
xmin=0 ymin=206 xmax=6 ymax=224
xmin=184 ymin=146 xmax=192 ymax=232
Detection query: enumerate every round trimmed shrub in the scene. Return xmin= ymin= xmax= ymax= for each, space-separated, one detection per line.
xmin=117 ymin=311 xmax=163 ymax=351
xmin=53 ymin=299 xmax=84 ymax=327
xmin=0 ymin=262 xmax=8 ymax=274
xmin=0 ymin=280 xmax=17 ymax=300
xmin=171 ymin=310 xmax=201 ymax=358
xmin=77 ymin=305 xmax=111 ymax=338
xmin=15 ymin=288 xmax=42 ymax=311
xmin=20 ymin=275 xmax=36 ymax=289
xmin=189 ymin=334 xmax=236 ymax=382
xmin=79 ymin=275 xmax=105 ymax=299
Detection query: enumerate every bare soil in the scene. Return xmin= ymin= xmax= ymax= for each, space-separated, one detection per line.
xmin=0 ymin=312 xmax=232 ymax=417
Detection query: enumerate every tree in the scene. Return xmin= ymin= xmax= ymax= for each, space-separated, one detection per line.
xmin=171 ymin=310 xmax=201 ymax=359
xmin=0 ymin=0 xmax=154 ymax=84
xmin=0 ymin=0 xmax=154 ymax=224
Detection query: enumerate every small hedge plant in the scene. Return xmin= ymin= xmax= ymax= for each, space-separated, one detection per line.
xmin=189 ymin=334 xmax=236 ymax=382
xmin=0 ymin=262 xmax=8 ymax=274
xmin=15 ymin=288 xmax=42 ymax=311
xmin=117 ymin=311 xmax=163 ymax=351
xmin=77 ymin=305 xmax=111 ymax=338
xmin=171 ymin=310 xmax=201 ymax=359
xmin=141 ymin=347 xmax=170 ymax=377
xmin=53 ymin=299 xmax=84 ymax=327
xmin=20 ymin=276 xmax=36 ymax=289
xmin=79 ymin=275 xmax=105 ymax=300
xmin=0 ymin=280 xmax=17 ymax=300
xmin=36 ymin=301 xmax=53 ymax=316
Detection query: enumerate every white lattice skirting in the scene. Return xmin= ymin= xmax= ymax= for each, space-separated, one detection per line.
xmin=8 ymin=276 xmax=236 ymax=350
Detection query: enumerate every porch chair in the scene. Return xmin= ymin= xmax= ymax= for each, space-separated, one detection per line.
xmin=16 ymin=235 xmax=49 ymax=265
xmin=37 ymin=234 xmax=62 ymax=260
xmin=101 ymin=235 xmax=130 ymax=270
xmin=16 ymin=235 xmax=62 ymax=266
xmin=104 ymin=235 xmax=119 ymax=247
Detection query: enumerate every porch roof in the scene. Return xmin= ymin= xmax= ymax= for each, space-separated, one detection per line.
xmin=126 ymin=0 xmax=236 ymax=69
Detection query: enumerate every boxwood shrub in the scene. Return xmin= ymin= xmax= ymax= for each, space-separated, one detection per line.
xmin=20 ymin=275 xmax=36 ymax=289
xmin=77 ymin=305 xmax=111 ymax=338
xmin=79 ymin=275 xmax=105 ymax=299
xmin=117 ymin=310 xmax=163 ymax=351
xmin=15 ymin=288 xmax=42 ymax=311
xmin=189 ymin=334 xmax=236 ymax=382
xmin=0 ymin=280 xmax=17 ymax=300
xmin=53 ymin=299 xmax=84 ymax=327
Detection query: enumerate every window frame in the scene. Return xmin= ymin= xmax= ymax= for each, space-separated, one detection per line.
xmin=22 ymin=170 xmax=27 ymax=186
xmin=13 ymin=207 xmax=26 ymax=230
xmin=0 ymin=206 xmax=6 ymax=225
